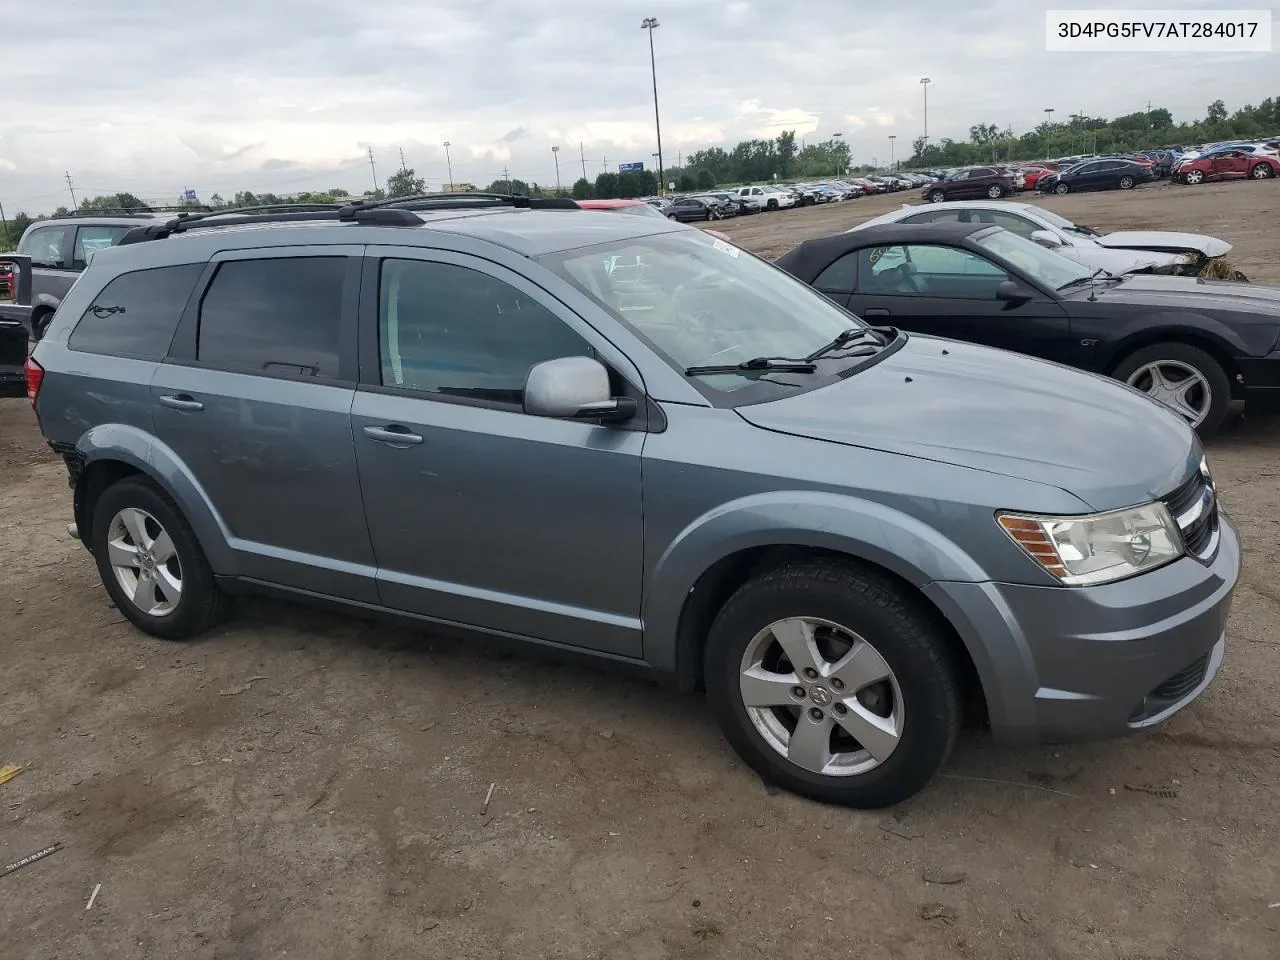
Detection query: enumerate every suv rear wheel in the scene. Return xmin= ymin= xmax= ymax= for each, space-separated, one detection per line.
xmin=986 ymin=184 xmax=1005 ymax=199
xmin=90 ymin=477 xmax=224 ymax=640
xmin=704 ymin=559 xmax=962 ymax=808
xmin=928 ymin=190 xmax=946 ymax=203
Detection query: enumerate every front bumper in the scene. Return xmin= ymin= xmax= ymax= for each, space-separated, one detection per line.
xmin=924 ymin=509 xmax=1241 ymax=745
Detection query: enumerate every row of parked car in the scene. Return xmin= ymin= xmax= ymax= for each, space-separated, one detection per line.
xmin=644 ymin=173 xmax=942 ymax=222
xmin=6 ymin=190 xmax=1249 ymax=811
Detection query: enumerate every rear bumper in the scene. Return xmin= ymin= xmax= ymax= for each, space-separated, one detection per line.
xmin=924 ymin=509 xmax=1241 ymax=745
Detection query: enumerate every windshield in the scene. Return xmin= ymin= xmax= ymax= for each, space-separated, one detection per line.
xmin=538 ymin=231 xmax=867 ymax=394
xmin=974 ymin=229 xmax=1094 ymax=290
xmin=1033 ymin=207 xmax=1081 ymax=232
xmin=610 ymin=203 xmax=669 ymax=220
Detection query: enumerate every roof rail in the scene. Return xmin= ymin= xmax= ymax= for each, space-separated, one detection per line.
xmin=42 ymin=206 xmax=213 ymax=220
xmin=356 ymin=192 xmax=581 ymax=212
xmin=117 ymin=202 xmax=423 ymax=246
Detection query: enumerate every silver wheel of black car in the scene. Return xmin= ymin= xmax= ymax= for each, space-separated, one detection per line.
xmin=928 ymin=190 xmax=945 ymax=203
xmin=986 ymin=185 xmax=1004 ymax=199
xmin=1054 ymin=182 xmax=1069 ymax=195
xmin=1185 ymin=169 xmax=1205 ymax=185
xmin=1119 ymin=175 xmax=1136 ymax=189
xmin=1113 ymin=342 xmax=1232 ymax=436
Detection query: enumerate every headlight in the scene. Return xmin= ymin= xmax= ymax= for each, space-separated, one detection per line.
xmin=997 ymin=502 xmax=1183 ymax=586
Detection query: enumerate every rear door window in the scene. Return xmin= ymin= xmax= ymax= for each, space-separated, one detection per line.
xmin=73 ymin=225 xmax=133 ymax=268
xmin=196 ymin=257 xmax=345 ymax=379
xmin=17 ymin=225 xmax=71 ymax=267
xmin=68 ymin=263 xmax=203 ymax=359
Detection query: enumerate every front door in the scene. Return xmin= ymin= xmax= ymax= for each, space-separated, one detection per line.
xmin=350 ymin=249 xmax=646 ymax=658
xmin=151 ymin=247 xmax=377 ymax=603
xmin=1212 ymin=152 xmax=1250 ymax=179
xmin=844 ymin=242 xmax=1075 ymax=363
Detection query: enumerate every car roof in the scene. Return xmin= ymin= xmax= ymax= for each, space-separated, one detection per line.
xmin=84 ymin=207 xmax=685 ymax=271
xmin=777 ymin=222 xmax=995 ymax=279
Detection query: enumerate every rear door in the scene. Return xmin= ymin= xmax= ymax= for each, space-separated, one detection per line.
xmin=844 ymin=242 xmax=1076 ymax=361
xmin=16 ymin=223 xmax=76 ymax=305
xmin=1213 ymin=151 xmax=1249 ymax=179
xmin=151 ymin=246 xmax=377 ymax=603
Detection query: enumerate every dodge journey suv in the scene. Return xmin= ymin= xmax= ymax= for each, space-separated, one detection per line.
xmin=26 ymin=194 xmax=1241 ymax=808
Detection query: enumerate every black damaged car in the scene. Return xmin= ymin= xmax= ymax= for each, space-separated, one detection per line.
xmin=776 ymin=222 xmax=1280 ymax=435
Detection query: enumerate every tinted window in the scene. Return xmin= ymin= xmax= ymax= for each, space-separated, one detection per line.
xmin=68 ymin=263 xmax=202 ymax=360
xmin=971 ymin=168 xmax=996 ymax=178
xmin=197 ymin=257 xmax=344 ymax=379
xmin=17 ymin=226 xmax=69 ymax=265
xmin=813 ymin=253 xmax=857 ymax=293
xmin=968 ymin=209 xmax=1037 ymax=238
xmin=856 ymin=244 xmax=1006 ymax=297
xmin=379 ymin=259 xmax=591 ymax=406
xmin=903 ymin=209 xmax=964 ymax=225
xmin=73 ymin=225 xmax=132 ymax=267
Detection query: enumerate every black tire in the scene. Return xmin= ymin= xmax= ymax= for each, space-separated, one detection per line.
xmin=767 ymin=199 xmax=778 ymax=211
xmin=90 ymin=477 xmax=224 ymax=640
xmin=1111 ymin=342 xmax=1233 ymax=437
xmin=1119 ymin=175 xmax=1136 ymax=190
xmin=31 ymin=308 xmax=54 ymax=342
xmin=928 ymin=190 xmax=946 ymax=203
xmin=704 ymin=559 xmax=962 ymax=808
xmin=1054 ymin=182 xmax=1070 ymax=195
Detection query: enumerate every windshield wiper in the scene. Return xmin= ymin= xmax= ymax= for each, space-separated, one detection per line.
xmin=805 ymin=326 xmax=895 ymax=362
xmin=684 ymin=356 xmax=818 ymax=376
xmin=1057 ymin=267 xmax=1109 ymax=291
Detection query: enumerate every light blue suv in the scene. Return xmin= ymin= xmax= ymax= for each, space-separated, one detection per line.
xmin=25 ymin=195 xmax=1241 ymax=807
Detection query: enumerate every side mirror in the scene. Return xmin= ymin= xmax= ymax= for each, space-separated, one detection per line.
xmin=995 ymin=280 xmax=1031 ymax=303
xmin=524 ymin=356 xmax=637 ymax=422
xmin=1029 ymin=229 xmax=1064 ymax=249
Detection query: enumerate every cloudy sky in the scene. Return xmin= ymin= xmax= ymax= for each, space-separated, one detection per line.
xmin=0 ymin=0 xmax=1273 ymax=211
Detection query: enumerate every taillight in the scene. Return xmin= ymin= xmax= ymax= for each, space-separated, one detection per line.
xmin=24 ymin=356 xmax=43 ymax=405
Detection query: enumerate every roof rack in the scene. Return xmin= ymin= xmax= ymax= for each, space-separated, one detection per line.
xmin=116 ymin=194 xmax=581 ymax=246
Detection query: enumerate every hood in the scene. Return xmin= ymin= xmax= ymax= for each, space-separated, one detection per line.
xmin=736 ymin=335 xmax=1195 ymax=511
xmin=1085 ymin=274 xmax=1280 ymax=320
xmin=1095 ymin=230 xmax=1231 ymax=258
xmin=1074 ymin=244 xmax=1182 ymax=275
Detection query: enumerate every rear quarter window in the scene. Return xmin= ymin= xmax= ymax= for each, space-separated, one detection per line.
xmin=68 ymin=263 xmax=203 ymax=360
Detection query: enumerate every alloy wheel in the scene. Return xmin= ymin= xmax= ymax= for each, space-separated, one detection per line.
xmin=1054 ymin=182 xmax=1069 ymax=195
xmin=1119 ymin=176 xmax=1135 ymax=189
xmin=929 ymin=191 xmax=945 ymax=203
xmin=738 ymin=616 xmax=903 ymax=777
xmin=987 ymin=185 xmax=1003 ymax=199
xmin=1253 ymin=164 xmax=1272 ymax=179
xmin=107 ymin=507 xmax=183 ymax=617
xmin=1186 ymin=170 xmax=1205 ymax=184
xmin=1126 ymin=360 xmax=1212 ymax=427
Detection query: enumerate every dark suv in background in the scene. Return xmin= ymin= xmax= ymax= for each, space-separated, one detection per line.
xmin=923 ymin=167 xmax=1017 ymax=203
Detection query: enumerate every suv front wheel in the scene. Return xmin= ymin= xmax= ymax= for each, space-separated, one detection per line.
xmin=704 ymin=559 xmax=962 ymax=808
xmin=91 ymin=477 xmax=225 ymax=640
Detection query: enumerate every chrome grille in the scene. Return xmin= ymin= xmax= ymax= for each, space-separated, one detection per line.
xmin=1164 ymin=463 xmax=1219 ymax=562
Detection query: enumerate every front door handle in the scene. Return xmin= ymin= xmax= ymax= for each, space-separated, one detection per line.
xmin=862 ymin=308 xmax=891 ymax=319
xmin=362 ymin=424 xmax=424 ymax=446
xmin=158 ymin=394 xmax=204 ymax=412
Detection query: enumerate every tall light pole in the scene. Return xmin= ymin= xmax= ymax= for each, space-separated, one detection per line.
xmin=1044 ymin=107 xmax=1055 ymax=125
xmin=919 ymin=77 xmax=931 ymax=147
xmin=552 ymin=145 xmax=561 ymax=194
xmin=831 ymin=132 xmax=845 ymax=175
xmin=888 ymin=135 xmax=896 ymax=169
xmin=641 ymin=17 xmax=665 ymax=195
xmin=442 ymin=141 xmax=454 ymax=192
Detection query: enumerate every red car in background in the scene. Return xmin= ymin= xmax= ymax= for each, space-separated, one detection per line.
xmin=1017 ymin=166 xmax=1056 ymax=189
xmin=1174 ymin=150 xmax=1280 ymax=184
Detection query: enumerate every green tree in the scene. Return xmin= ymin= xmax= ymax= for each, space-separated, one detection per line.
xmin=1206 ymin=99 xmax=1228 ymax=123
xmin=80 ymin=192 xmax=151 ymax=213
xmin=968 ymin=123 xmax=1000 ymax=145
xmin=695 ymin=168 xmax=716 ymax=190
xmin=386 ymin=167 xmax=426 ymax=198
xmin=676 ymin=172 xmax=697 ymax=192
xmin=594 ymin=171 xmax=620 ymax=199
xmin=775 ymin=130 xmax=798 ymax=177
xmin=571 ymin=178 xmax=593 ymax=199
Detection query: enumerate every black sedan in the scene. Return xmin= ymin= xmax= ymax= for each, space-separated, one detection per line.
xmin=1037 ymin=158 xmax=1154 ymax=195
xmin=666 ymin=195 xmax=733 ymax=222
xmin=775 ymin=221 xmax=1280 ymax=435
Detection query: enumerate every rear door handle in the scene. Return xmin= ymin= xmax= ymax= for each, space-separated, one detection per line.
xmin=362 ymin=424 xmax=424 ymax=446
xmin=158 ymin=394 xmax=204 ymax=412
xmin=862 ymin=308 xmax=891 ymax=319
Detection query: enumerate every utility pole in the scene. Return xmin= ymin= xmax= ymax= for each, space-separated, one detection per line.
xmin=442 ymin=142 xmax=454 ymax=192
xmin=503 ymin=165 xmax=511 ymax=194
xmin=580 ymin=143 xmax=587 ymax=182
xmin=676 ymin=150 xmax=682 ymax=170
xmin=0 ymin=198 xmax=8 ymax=247
xmin=367 ymin=147 xmax=379 ymax=195
xmin=919 ymin=77 xmax=931 ymax=147
xmin=552 ymin=145 xmax=561 ymax=194
xmin=641 ymin=18 xmax=665 ymax=195
xmin=602 ymin=155 xmax=607 ymax=173
xmin=65 ymin=171 xmax=78 ymax=209
xmin=398 ymin=148 xmax=408 ymax=173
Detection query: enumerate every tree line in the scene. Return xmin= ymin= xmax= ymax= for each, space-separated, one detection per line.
xmin=906 ymin=98 xmax=1279 ymax=168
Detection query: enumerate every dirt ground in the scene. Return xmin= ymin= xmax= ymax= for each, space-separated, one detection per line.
xmin=2 ymin=182 xmax=1279 ymax=960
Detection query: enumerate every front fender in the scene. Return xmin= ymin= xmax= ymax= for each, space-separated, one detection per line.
xmin=76 ymin=423 xmax=236 ymax=574
xmin=643 ymin=490 xmax=987 ymax=672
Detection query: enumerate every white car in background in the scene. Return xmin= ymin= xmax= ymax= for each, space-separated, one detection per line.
xmin=848 ymin=201 xmax=1234 ymax=277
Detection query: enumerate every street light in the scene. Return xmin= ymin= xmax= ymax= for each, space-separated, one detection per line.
xmin=1044 ymin=107 xmax=1055 ymax=125
xmin=888 ymin=135 xmax=897 ymax=169
xmin=919 ymin=77 xmax=931 ymax=146
xmin=442 ymin=141 xmax=454 ymax=192
xmin=830 ymin=132 xmax=845 ymax=175
xmin=551 ymin=145 xmax=561 ymax=194
xmin=641 ymin=17 xmax=665 ymax=195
